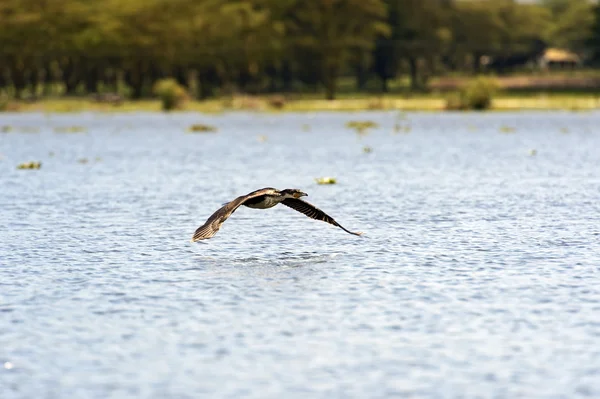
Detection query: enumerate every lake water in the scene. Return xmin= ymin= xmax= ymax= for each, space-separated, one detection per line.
xmin=1 ymin=110 xmax=599 ymax=398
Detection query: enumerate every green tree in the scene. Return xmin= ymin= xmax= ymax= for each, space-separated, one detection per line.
xmin=587 ymin=3 xmax=600 ymax=63
xmin=379 ymin=0 xmax=453 ymax=91
xmin=0 ymin=0 xmax=56 ymax=98
xmin=452 ymin=0 xmax=505 ymax=73
xmin=541 ymin=0 xmax=596 ymax=52
xmin=452 ymin=0 xmax=551 ymax=74
xmin=286 ymin=0 xmax=389 ymax=99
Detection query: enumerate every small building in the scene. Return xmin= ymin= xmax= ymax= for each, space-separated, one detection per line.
xmin=538 ymin=48 xmax=581 ymax=69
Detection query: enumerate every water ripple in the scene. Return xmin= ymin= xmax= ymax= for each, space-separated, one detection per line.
xmin=1 ymin=111 xmax=599 ymax=398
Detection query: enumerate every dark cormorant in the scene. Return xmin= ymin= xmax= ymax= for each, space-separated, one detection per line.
xmin=191 ymin=187 xmax=362 ymax=241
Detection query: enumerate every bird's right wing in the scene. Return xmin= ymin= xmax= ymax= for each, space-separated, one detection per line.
xmin=191 ymin=188 xmax=274 ymax=241
xmin=281 ymin=198 xmax=362 ymax=236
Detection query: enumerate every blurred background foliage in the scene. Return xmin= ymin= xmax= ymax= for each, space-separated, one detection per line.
xmin=0 ymin=0 xmax=599 ymax=100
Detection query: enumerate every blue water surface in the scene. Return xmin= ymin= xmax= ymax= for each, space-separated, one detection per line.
xmin=1 ymin=111 xmax=599 ymax=398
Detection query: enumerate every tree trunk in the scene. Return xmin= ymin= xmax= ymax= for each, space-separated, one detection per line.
xmin=197 ymin=68 xmax=217 ymax=99
xmin=85 ymin=62 xmax=99 ymax=93
xmin=408 ymin=56 xmax=420 ymax=91
xmin=9 ymin=57 xmax=27 ymax=99
xmin=41 ymin=63 xmax=54 ymax=96
xmin=281 ymin=61 xmax=293 ymax=92
xmin=355 ymin=64 xmax=368 ymax=91
xmin=0 ymin=66 xmax=7 ymax=90
xmin=30 ymin=67 xmax=41 ymax=97
xmin=264 ymin=65 xmax=277 ymax=93
xmin=324 ymin=64 xmax=338 ymax=100
xmin=62 ymin=57 xmax=82 ymax=95
xmin=103 ymin=66 xmax=118 ymax=93
xmin=125 ymin=60 xmax=145 ymax=99
xmin=174 ymin=66 xmax=187 ymax=87
xmin=381 ymin=77 xmax=389 ymax=93
xmin=472 ymin=51 xmax=482 ymax=74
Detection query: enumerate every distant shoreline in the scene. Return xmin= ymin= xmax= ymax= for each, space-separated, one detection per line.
xmin=3 ymin=93 xmax=600 ymax=113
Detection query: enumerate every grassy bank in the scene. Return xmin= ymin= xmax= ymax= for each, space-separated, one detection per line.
xmin=3 ymin=93 xmax=600 ymax=113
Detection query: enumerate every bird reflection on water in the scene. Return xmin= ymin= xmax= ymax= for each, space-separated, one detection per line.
xmin=192 ymin=252 xmax=341 ymax=271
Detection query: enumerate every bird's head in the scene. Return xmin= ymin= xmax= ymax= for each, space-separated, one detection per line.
xmin=280 ymin=188 xmax=308 ymax=199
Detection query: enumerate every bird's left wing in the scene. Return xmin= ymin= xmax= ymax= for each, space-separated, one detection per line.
xmin=191 ymin=188 xmax=275 ymax=241
xmin=281 ymin=198 xmax=362 ymax=236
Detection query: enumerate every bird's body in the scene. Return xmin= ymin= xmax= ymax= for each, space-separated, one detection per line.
xmin=241 ymin=188 xmax=284 ymax=209
xmin=191 ymin=187 xmax=361 ymax=242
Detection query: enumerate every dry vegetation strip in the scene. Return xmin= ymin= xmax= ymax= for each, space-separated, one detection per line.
xmin=431 ymin=76 xmax=600 ymax=91
xmin=6 ymin=95 xmax=599 ymax=113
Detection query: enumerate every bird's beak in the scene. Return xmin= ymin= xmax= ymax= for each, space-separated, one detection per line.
xmin=301 ymin=192 xmax=308 ymax=197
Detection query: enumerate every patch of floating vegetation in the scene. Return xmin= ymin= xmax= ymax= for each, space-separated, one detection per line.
xmin=188 ymin=124 xmax=217 ymax=133
xmin=529 ymin=149 xmax=538 ymax=156
xmin=54 ymin=126 xmax=86 ymax=133
xmin=560 ymin=127 xmax=569 ymax=134
xmin=302 ymin=124 xmax=311 ymax=132
xmin=363 ymin=146 xmax=373 ymax=153
xmin=346 ymin=120 xmax=378 ymax=135
xmin=393 ymin=124 xmax=411 ymax=134
xmin=77 ymin=157 xmax=102 ymax=164
xmin=499 ymin=126 xmax=516 ymax=134
xmin=257 ymin=135 xmax=268 ymax=142
xmin=315 ymin=177 xmax=337 ymax=185
xmin=1 ymin=125 xmax=12 ymax=133
xmin=17 ymin=161 xmax=41 ymax=170
xmin=16 ymin=127 xmax=40 ymax=133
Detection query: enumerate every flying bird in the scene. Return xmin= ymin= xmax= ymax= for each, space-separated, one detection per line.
xmin=191 ymin=187 xmax=362 ymax=241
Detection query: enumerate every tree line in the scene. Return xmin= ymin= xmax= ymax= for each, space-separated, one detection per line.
xmin=1 ymin=0 xmax=599 ymax=100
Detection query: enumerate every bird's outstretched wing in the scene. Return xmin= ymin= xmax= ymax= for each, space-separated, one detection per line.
xmin=281 ymin=198 xmax=362 ymax=236
xmin=191 ymin=188 xmax=276 ymax=241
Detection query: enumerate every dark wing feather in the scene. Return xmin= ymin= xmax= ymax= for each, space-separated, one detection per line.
xmin=281 ymin=198 xmax=362 ymax=236
xmin=191 ymin=188 xmax=276 ymax=241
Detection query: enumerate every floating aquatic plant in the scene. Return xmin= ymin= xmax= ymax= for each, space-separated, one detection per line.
xmin=17 ymin=127 xmax=39 ymax=134
xmin=393 ymin=124 xmax=411 ymax=134
xmin=17 ymin=161 xmax=41 ymax=170
xmin=257 ymin=135 xmax=268 ymax=142
xmin=346 ymin=120 xmax=378 ymax=136
xmin=54 ymin=126 xmax=86 ymax=134
xmin=499 ymin=126 xmax=516 ymax=134
xmin=1 ymin=125 xmax=12 ymax=133
xmin=315 ymin=177 xmax=337 ymax=185
xmin=188 ymin=124 xmax=217 ymax=133
xmin=363 ymin=146 xmax=373 ymax=153
xmin=529 ymin=149 xmax=537 ymax=156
